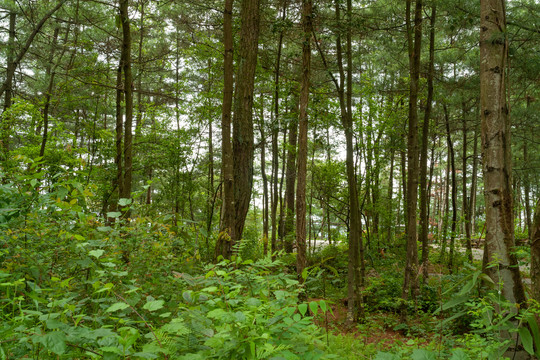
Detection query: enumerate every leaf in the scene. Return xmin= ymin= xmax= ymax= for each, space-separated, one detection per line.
xmin=37 ymin=331 xmax=66 ymax=355
xmin=519 ymin=327 xmax=534 ymax=355
xmin=162 ymin=318 xmax=189 ymax=334
xmin=101 ymin=346 xmax=123 ymax=355
xmin=301 ymin=268 xmax=308 ymax=280
xmin=89 ymin=249 xmax=104 ymax=259
xmin=207 ymin=308 xmax=226 ymax=320
xmin=411 ymin=349 xmax=437 ymax=360
xmin=298 ymin=303 xmax=308 ymax=316
xmin=143 ymin=299 xmax=164 ymax=312
xmin=319 ymin=300 xmax=327 ymax=313
xmin=309 ymin=301 xmax=319 ymax=315
xmin=526 ymin=315 xmax=540 ymax=357
xmin=105 ymin=302 xmax=130 ymax=313
xmin=118 ymin=198 xmax=132 ymax=206
xmin=107 ymin=211 xmax=122 ymax=218
xmin=132 ymin=352 xmax=159 ymax=359
xmin=438 ymin=294 xmax=469 ymax=312
xmin=131 ymin=352 xmax=159 ymax=359
xmin=374 ymin=352 xmax=399 ymax=360
xmin=97 ymin=226 xmax=112 ymax=232
xmin=450 ymin=348 xmax=469 ymax=360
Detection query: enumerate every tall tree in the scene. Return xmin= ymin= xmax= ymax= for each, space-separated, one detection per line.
xmin=271 ymin=0 xmax=289 ymax=255
xmin=232 ymin=0 xmax=261 ymax=243
xmin=216 ymin=0 xmax=235 ymax=259
xmin=480 ymin=0 xmax=525 ymax=305
xmin=295 ymin=0 xmax=312 ymax=281
xmin=119 ymin=0 xmax=134 ymax=202
xmin=402 ymin=0 xmax=422 ymax=309
xmin=419 ymin=3 xmax=436 ymax=282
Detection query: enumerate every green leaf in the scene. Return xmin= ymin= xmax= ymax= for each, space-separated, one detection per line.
xmin=37 ymin=331 xmax=66 ymax=355
xmin=97 ymin=226 xmax=112 ymax=232
xmin=526 ymin=315 xmax=540 ymax=357
xmin=106 ymin=302 xmax=130 ymax=312
xmin=450 ymin=348 xmax=469 ymax=360
xmin=89 ymin=249 xmax=104 ymax=259
xmin=440 ymin=294 xmax=469 ymax=312
xmin=207 ymin=308 xmax=226 ymax=319
xmin=132 ymin=352 xmax=159 ymax=359
xmin=519 ymin=327 xmax=534 ymax=355
xmin=118 ymin=198 xmax=132 ymax=206
xmin=319 ymin=300 xmax=327 ymax=313
xmin=107 ymin=211 xmax=122 ymax=218
xmin=309 ymin=301 xmax=319 ymax=315
xmin=301 ymin=268 xmax=308 ymax=280
xmin=374 ymin=352 xmax=399 ymax=360
xmin=143 ymin=299 xmax=164 ymax=312
xmin=162 ymin=318 xmax=189 ymax=334
xmin=411 ymin=349 xmax=437 ymax=360
xmin=246 ymin=297 xmax=261 ymax=308
xmin=101 ymin=346 xmax=123 ymax=355
xmin=298 ymin=303 xmax=308 ymax=316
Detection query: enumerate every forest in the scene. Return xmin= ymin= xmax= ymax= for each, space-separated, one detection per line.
xmin=0 ymin=0 xmax=539 ymax=358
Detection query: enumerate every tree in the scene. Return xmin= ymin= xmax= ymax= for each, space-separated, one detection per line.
xmin=232 ymin=0 xmax=261 ymax=243
xmin=479 ymin=0 xmax=525 ymax=305
xmin=402 ymin=0 xmax=422 ymax=310
xmin=216 ymin=0 xmax=235 ymax=259
xmin=295 ymin=0 xmax=312 ymax=281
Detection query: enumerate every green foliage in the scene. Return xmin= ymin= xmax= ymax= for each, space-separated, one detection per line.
xmin=0 ymin=169 xmax=332 ymax=358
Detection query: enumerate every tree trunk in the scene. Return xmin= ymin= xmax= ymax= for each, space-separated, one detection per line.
xmin=386 ymin=148 xmax=395 ymax=244
xmin=444 ymin=104 xmax=457 ymax=272
xmin=114 ymin=61 xmax=124 ymax=210
xmin=283 ymin=104 xmax=298 ymax=252
xmin=480 ymin=0 xmax=525 ymax=305
xmin=3 ymin=11 xmax=16 ymax=113
xmin=232 ymin=0 xmax=260 ymax=242
xmin=296 ymin=0 xmax=312 ymax=281
xmin=419 ymin=4 xmax=435 ymax=282
xmin=271 ymin=0 xmax=288 ymax=256
xmin=216 ymin=0 xmax=235 ymax=259
xmin=402 ymin=0 xmax=422 ymax=310
xmin=39 ymin=26 xmax=60 ymax=159
xmin=261 ymin=102 xmax=269 ymax=255
xmin=119 ymin=0 xmax=133 ymax=202
xmin=462 ymin=104 xmax=473 ymax=261
xmin=439 ymin=152 xmax=450 ymax=262
xmin=530 ymin=199 xmax=540 ymax=303
xmin=469 ymin=126 xmax=479 ymax=238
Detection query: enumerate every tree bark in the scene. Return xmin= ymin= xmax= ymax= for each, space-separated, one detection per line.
xmin=119 ymin=0 xmax=134 ymax=202
xmin=39 ymin=26 xmax=60 ymax=159
xmin=531 ymin=199 xmax=540 ymax=303
xmin=232 ymin=0 xmax=260 ymax=242
xmin=419 ymin=4 xmax=436 ymax=282
xmin=260 ymin=101 xmax=269 ymax=255
xmin=402 ymin=0 xmax=422 ymax=310
xmin=462 ymin=104 xmax=473 ymax=261
xmin=444 ymin=104 xmax=457 ymax=272
xmin=480 ymin=0 xmax=525 ymax=305
xmin=469 ymin=126 xmax=479 ymax=238
xmin=271 ymin=0 xmax=289 ymax=256
xmin=3 ymin=11 xmax=16 ymax=112
xmin=296 ymin=0 xmax=312 ymax=281
xmin=216 ymin=0 xmax=235 ymax=259
xmin=283 ymin=111 xmax=298 ymax=253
